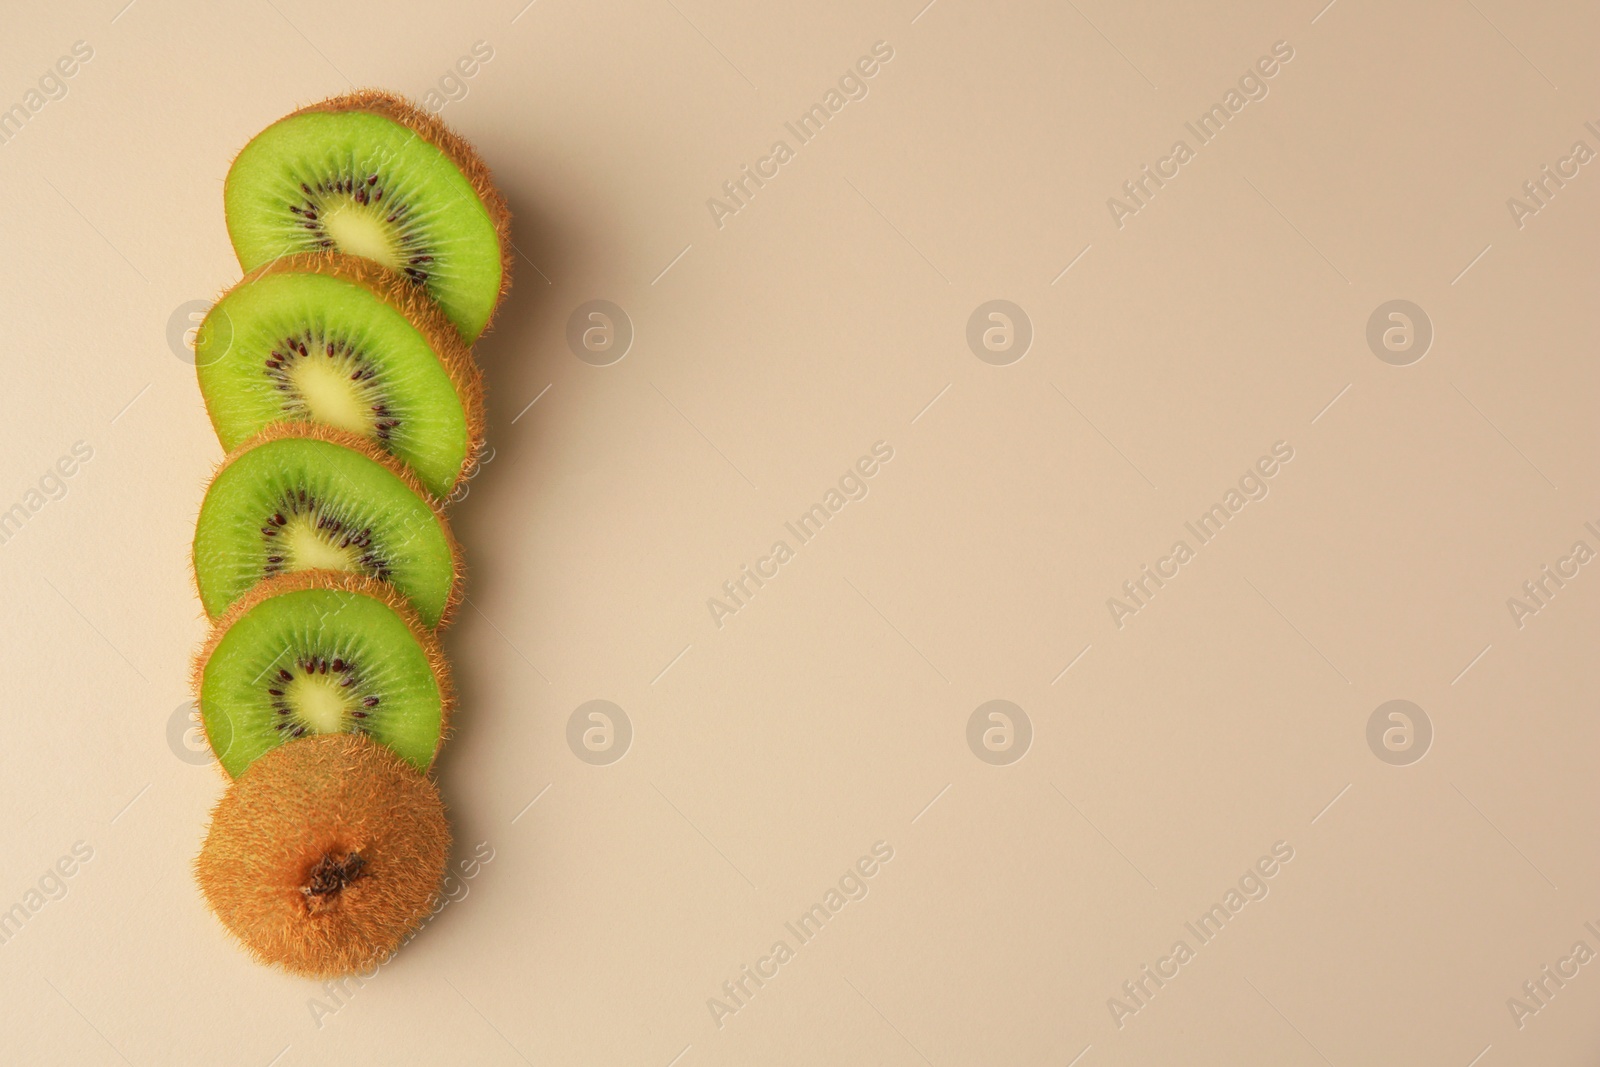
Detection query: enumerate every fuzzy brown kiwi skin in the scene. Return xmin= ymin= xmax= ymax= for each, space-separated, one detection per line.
xmin=230 ymin=89 xmax=514 ymax=338
xmin=191 ymin=569 xmax=456 ymax=782
xmin=188 ymin=420 xmax=466 ymax=632
xmin=194 ymin=732 xmax=452 ymax=978
xmin=195 ymin=251 xmax=486 ymax=495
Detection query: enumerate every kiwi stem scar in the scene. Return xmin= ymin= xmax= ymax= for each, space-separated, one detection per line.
xmin=303 ymin=851 xmax=366 ymax=907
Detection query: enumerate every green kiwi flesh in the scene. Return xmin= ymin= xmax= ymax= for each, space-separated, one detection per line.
xmin=194 ymin=259 xmax=480 ymax=500
xmin=197 ymin=573 xmax=450 ymax=780
xmin=224 ymin=104 xmax=505 ymax=342
xmin=193 ymin=429 xmax=459 ymax=629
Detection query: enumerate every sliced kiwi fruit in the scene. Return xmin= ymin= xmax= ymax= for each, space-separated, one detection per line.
xmin=195 ymin=570 xmax=452 ymax=779
xmin=224 ymin=90 xmax=511 ymax=343
xmin=196 ymin=732 xmax=450 ymax=978
xmin=193 ymin=423 xmax=461 ymax=630
xmin=195 ymin=252 xmax=483 ymax=500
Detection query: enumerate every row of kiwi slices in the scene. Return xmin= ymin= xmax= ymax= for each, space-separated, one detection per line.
xmin=190 ymin=90 xmax=510 ymax=979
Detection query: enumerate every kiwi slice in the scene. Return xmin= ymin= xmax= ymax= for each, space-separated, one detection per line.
xmin=224 ymin=91 xmax=511 ymax=343
xmin=195 ymin=252 xmax=483 ymax=500
xmin=193 ymin=423 xmax=461 ymax=630
xmin=196 ymin=732 xmax=450 ymax=978
xmin=195 ymin=570 xmax=452 ymax=779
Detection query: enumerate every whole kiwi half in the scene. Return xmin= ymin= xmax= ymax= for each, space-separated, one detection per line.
xmin=223 ymin=91 xmax=512 ymax=343
xmin=195 ymin=732 xmax=450 ymax=978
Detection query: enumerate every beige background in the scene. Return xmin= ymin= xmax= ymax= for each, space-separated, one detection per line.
xmin=1 ymin=0 xmax=1597 ymax=1063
